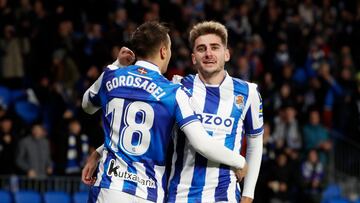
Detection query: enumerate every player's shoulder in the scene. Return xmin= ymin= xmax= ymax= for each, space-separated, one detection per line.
xmin=171 ymin=74 xmax=195 ymax=84
xmin=231 ymin=76 xmax=259 ymax=93
xmin=231 ymin=76 xmax=249 ymax=86
xmin=104 ymin=64 xmax=166 ymax=80
xmin=104 ymin=64 xmax=137 ymax=72
xmin=102 ymin=64 xmax=128 ymax=77
xmin=181 ymin=74 xmax=196 ymax=83
xmin=157 ymin=75 xmax=185 ymax=97
xmin=176 ymin=85 xmax=192 ymax=97
xmin=168 ymin=77 xmax=192 ymax=97
xmin=106 ymin=64 xmax=121 ymax=71
xmin=178 ymin=74 xmax=196 ymax=92
xmin=170 ymin=74 xmax=194 ymax=95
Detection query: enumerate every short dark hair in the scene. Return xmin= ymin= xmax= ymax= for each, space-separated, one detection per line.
xmin=130 ymin=21 xmax=170 ymax=59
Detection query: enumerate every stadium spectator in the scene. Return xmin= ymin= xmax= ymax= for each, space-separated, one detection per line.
xmin=53 ymin=118 xmax=89 ymax=175
xmin=0 ymin=117 xmax=18 ymax=174
xmin=266 ymin=152 xmax=292 ymax=203
xmin=303 ymin=108 xmax=332 ymax=164
xmin=272 ymin=104 xmax=302 ymax=159
xmin=15 ymin=123 xmax=52 ymax=178
xmin=0 ymin=24 xmax=29 ymax=88
xmin=301 ymin=149 xmax=325 ymax=203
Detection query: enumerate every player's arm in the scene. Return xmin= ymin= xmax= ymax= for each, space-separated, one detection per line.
xmin=82 ymin=46 xmax=134 ymax=114
xmin=182 ymin=122 xmax=247 ymax=175
xmin=242 ymin=84 xmax=264 ymax=200
xmin=81 ymin=145 xmax=103 ymax=185
xmin=241 ymin=136 xmax=262 ymax=202
xmin=82 ymin=72 xmax=104 ymax=114
xmin=175 ymin=88 xmax=247 ymax=178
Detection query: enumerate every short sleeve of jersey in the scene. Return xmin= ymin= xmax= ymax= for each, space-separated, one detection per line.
xmin=84 ymin=71 xmax=105 ymax=109
xmin=83 ymin=65 xmax=119 ymax=112
xmin=244 ymin=83 xmax=264 ymax=136
xmin=174 ymin=87 xmax=198 ymax=129
xmin=92 ymin=65 xmax=123 ymax=103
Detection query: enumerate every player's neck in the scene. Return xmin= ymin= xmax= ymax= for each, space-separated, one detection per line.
xmin=198 ymin=70 xmax=226 ymax=85
xmin=138 ymin=57 xmax=164 ymax=73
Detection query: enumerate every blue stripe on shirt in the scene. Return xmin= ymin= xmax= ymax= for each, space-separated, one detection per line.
xmin=244 ymin=106 xmax=264 ymax=136
xmin=188 ymin=86 xmax=220 ymax=202
xmin=178 ymin=115 xmax=198 ymax=129
xmin=99 ymin=152 xmax=115 ymax=189
xmin=88 ymin=186 xmax=101 ymax=203
xmin=247 ymin=127 xmax=264 ymax=136
xmin=122 ymin=162 xmax=137 ymax=195
xmin=188 ymin=154 xmax=208 ymax=202
xmin=146 ymin=162 xmax=157 ymax=202
xmin=203 ymin=87 xmax=220 ymax=114
xmin=88 ymin=90 xmax=102 ymax=107
xmin=167 ymin=131 xmax=186 ymax=203
xmin=215 ymin=96 xmax=242 ymax=201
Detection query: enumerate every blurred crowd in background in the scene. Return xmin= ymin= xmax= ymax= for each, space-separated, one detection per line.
xmin=0 ymin=0 xmax=359 ymax=202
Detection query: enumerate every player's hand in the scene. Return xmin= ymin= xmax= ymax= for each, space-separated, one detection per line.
xmin=235 ymin=163 xmax=248 ymax=182
xmin=240 ymin=196 xmax=253 ymax=203
xmin=171 ymin=75 xmax=184 ymax=83
xmin=118 ymin=46 xmax=135 ymax=66
xmin=81 ymin=150 xmax=101 ymax=185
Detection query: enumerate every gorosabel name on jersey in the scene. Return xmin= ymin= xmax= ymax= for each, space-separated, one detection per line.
xmin=105 ymin=73 xmax=166 ymax=101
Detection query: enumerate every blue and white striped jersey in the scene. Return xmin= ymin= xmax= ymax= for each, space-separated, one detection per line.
xmin=167 ymin=73 xmax=263 ymax=203
xmin=84 ymin=61 xmax=198 ymax=203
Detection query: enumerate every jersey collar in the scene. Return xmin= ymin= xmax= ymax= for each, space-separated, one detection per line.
xmin=197 ymin=71 xmax=231 ymax=87
xmin=135 ymin=60 xmax=161 ymax=74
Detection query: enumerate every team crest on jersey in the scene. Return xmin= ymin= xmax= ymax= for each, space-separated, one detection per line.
xmin=137 ymin=67 xmax=147 ymax=74
xmin=234 ymin=95 xmax=245 ymax=110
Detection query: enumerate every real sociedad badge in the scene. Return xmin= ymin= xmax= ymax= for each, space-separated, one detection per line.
xmin=234 ymin=95 xmax=244 ymax=110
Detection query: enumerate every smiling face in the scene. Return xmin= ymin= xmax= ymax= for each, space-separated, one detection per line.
xmin=191 ymin=33 xmax=229 ymax=79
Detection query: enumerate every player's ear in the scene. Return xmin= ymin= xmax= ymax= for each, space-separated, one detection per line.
xmin=224 ymin=48 xmax=230 ymax=62
xmin=160 ymin=46 xmax=166 ymax=60
xmin=191 ymin=53 xmax=196 ymax=65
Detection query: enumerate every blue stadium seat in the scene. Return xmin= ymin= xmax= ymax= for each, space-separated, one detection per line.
xmin=0 ymin=190 xmax=12 ymax=203
xmin=14 ymin=101 xmax=40 ymax=124
xmin=328 ymin=198 xmax=349 ymax=203
xmin=322 ymin=184 xmax=342 ymax=203
xmin=14 ymin=190 xmax=41 ymax=203
xmin=73 ymin=191 xmax=88 ymax=203
xmin=44 ymin=191 xmax=71 ymax=203
xmin=0 ymin=86 xmax=10 ymax=107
